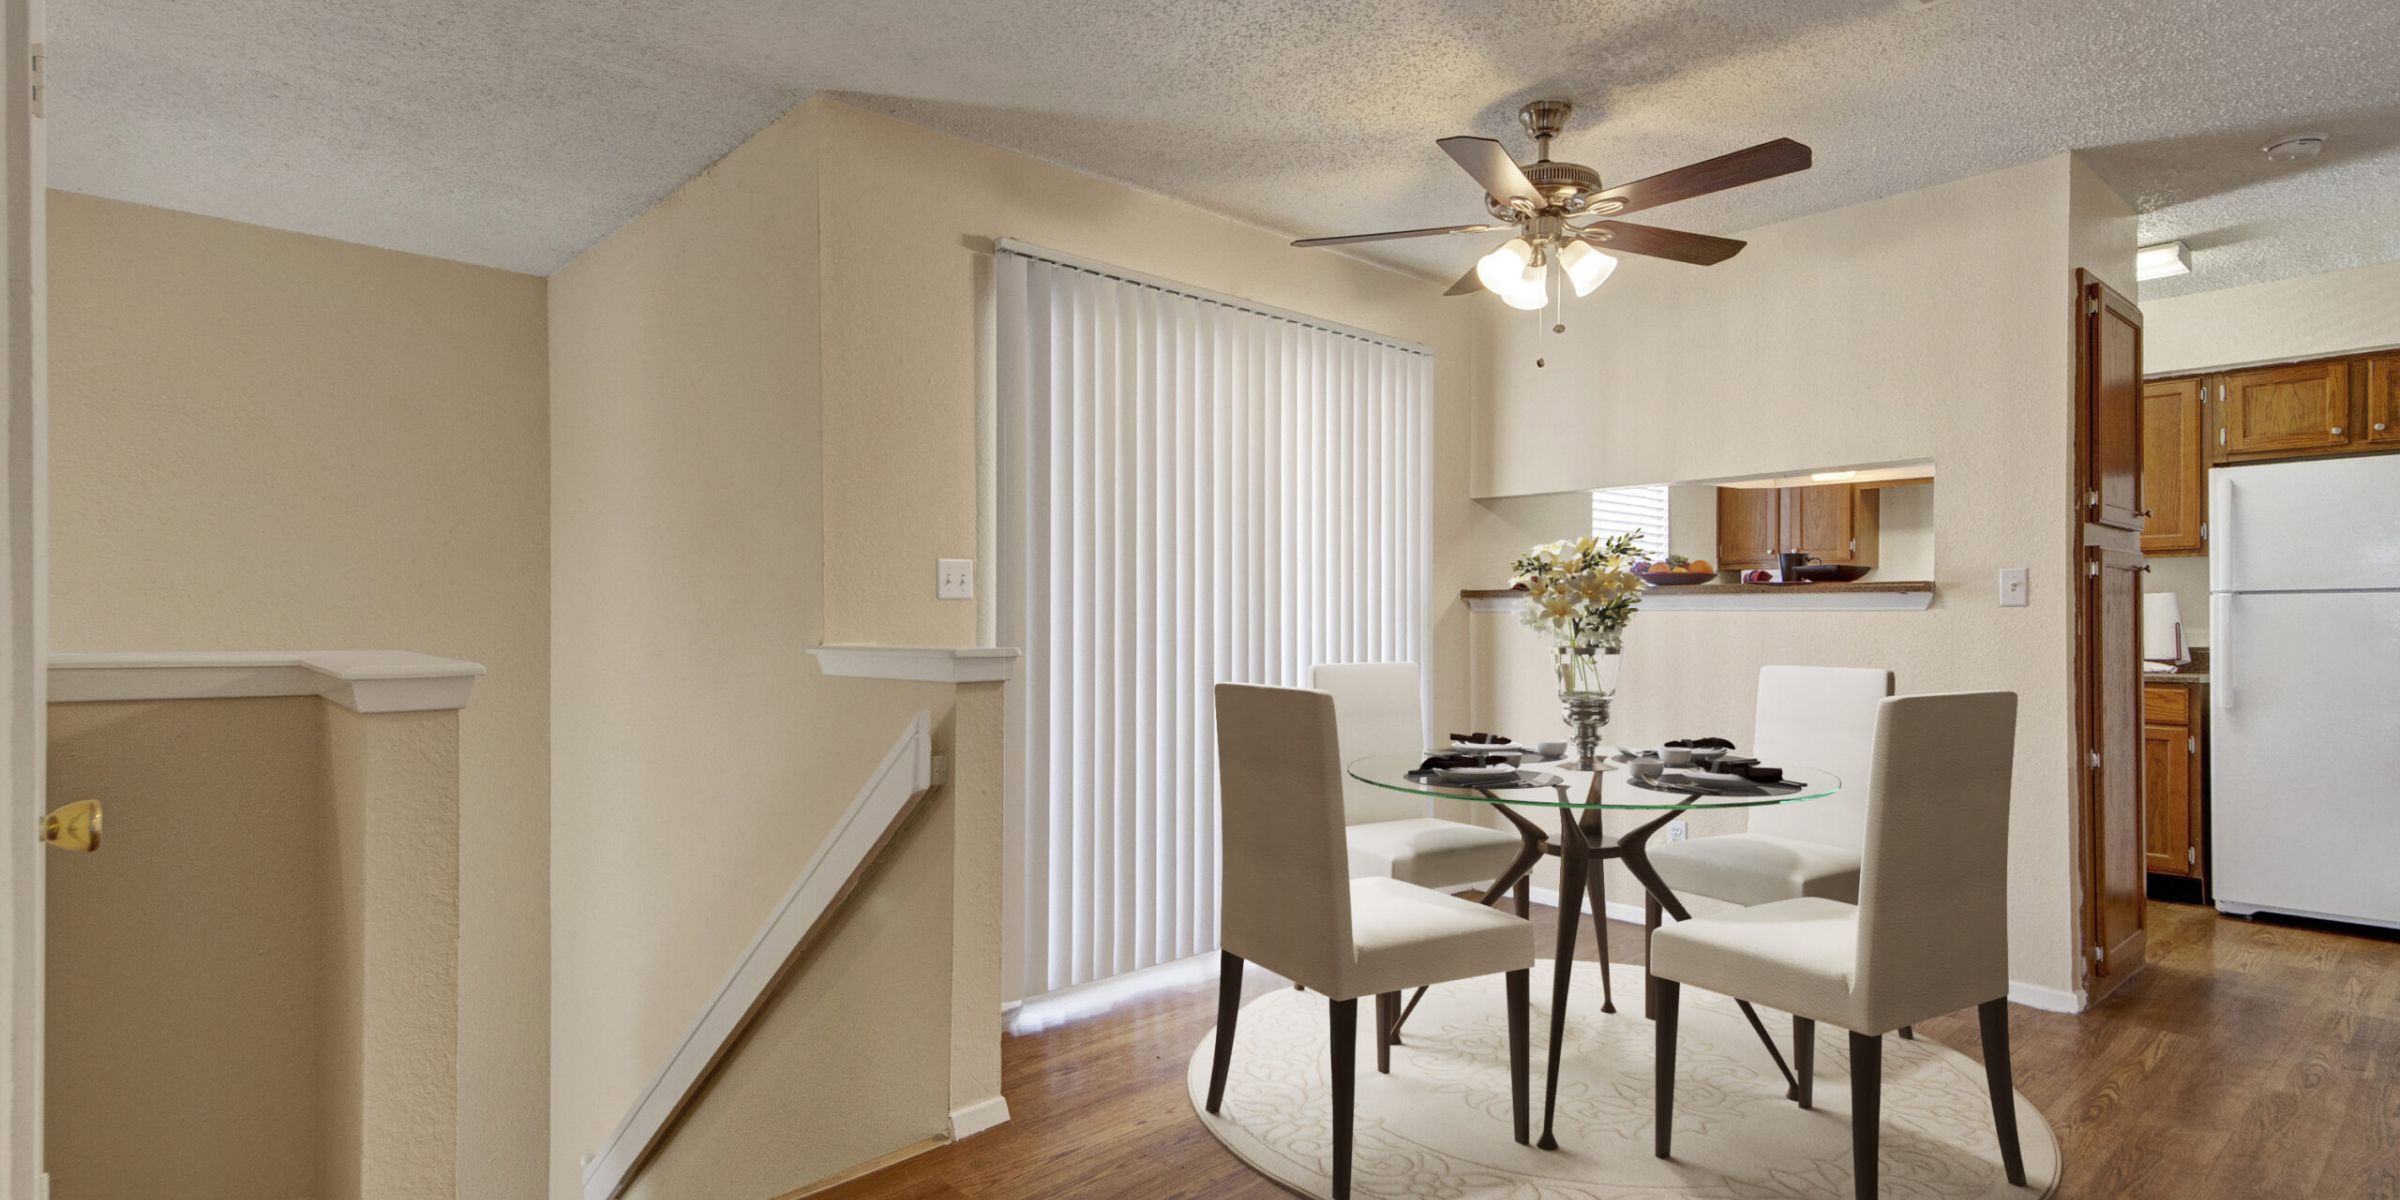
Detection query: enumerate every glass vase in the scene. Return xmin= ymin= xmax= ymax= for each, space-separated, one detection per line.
xmin=1555 ymin=645 xmax=1622 ymax=771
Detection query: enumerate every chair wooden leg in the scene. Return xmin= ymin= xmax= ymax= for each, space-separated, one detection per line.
xmin=1375 ymin=992 xmax=1398 ymax=1074
xmin=1793 ymin=1015 xmax=1815 ymax=1109
xmin=1331 ymin=997 xmax=1358 ymax=1200
xmin=1979 ymin=998 xmax=2028 ymax=1187
xmin=1898 ymin=1024 xmax=1914 ymax=1040
xmin=1850 ymin=1030 xmax=1882 ymax=1200
xmin=1207 ymin=952 xmax=1244 ymax=1114
xmin=1643 ymin=894 xmax=1662 ymax=1019
xmin=1653 ymin=979 xmax=1679 ymax=1159
xmin=1514 ymin=876 xmax=1530 ymax=918
xmin=1506 ymin=968 xmax=1531 ymax=1146
xmin=1583 ymin=853 xmax=1617 ymax=1014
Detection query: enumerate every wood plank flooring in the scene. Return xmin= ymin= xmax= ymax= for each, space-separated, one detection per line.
xmin=812 ymin=900 xmax=2400 ymax=1200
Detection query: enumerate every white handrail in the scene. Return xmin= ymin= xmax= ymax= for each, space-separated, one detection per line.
xmin=580 ymin=712 xmax=937 ymax=1200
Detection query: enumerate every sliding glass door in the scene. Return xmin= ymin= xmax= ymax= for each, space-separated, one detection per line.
xmin=996 ymin=245 xmax=1431 ymax=996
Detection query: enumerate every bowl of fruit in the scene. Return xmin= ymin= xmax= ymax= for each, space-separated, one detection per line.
xmin=1631 ymin=556 xmax=1716 ymax=587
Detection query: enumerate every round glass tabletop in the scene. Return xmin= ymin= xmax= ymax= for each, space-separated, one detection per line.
xmin=1344 ymin=751 xmax=1842 ymax=811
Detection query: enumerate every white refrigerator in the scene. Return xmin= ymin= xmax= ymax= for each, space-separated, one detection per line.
xmin=2209 ymin=454 xmax=2400 ymax=929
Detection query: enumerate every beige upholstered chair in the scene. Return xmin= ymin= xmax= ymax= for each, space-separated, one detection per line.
xmin=1650 ymin=691 xmax=2025 ymax=1199
xmin=1207 ymin=683 xmax=1535 ymax=1199
xmin=1641 ymin=665 xmax=1893 ymax=1022
xmin=1313 ymin=662 xmax=1529 ymax=912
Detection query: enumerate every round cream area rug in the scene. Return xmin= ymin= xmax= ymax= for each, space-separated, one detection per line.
xmin=1188 ymin=962 xmax=2059 ymax=1199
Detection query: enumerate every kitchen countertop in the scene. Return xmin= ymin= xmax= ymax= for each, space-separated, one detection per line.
xmin=2144 ymin=646 xmax=2210 ymax=684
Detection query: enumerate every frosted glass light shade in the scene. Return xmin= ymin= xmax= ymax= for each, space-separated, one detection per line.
xmin=1558 ymin=240 xmax=1617 ymax=296
xmin=1497 ymin=265 xmax=1547 ymax=309
xmin=1477 ymin=238 xmax=1535 ymax=292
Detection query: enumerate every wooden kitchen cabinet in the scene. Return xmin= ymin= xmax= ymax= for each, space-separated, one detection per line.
xmin=1784 ymin=483 xmax=1879 ymax=564
xmin=1715 ymin=487 xmax=1781 ymax=568
xmin=2140 ymin=378 xmax=2207 ymax=555
xmin=2142 ymin=680 xmax=2207 ymax=889
xmin=1715 ymin=483 xmax=1879 ymax=569
xmin=2367 ymin=356 xmax=2400 ymax=447
xmin=2218 ymin=360 xmax=2352 ymax=459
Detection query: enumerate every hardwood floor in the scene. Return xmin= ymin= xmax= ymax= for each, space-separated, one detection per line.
xmin=812 ymin=899 xmax=2400 ymax=1200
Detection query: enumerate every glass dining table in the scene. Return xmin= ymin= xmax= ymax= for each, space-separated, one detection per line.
xmin=1346 ymin=751 xmax=1842 ymax=1151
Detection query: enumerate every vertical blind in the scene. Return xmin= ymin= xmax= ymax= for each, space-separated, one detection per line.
xmin=1591 ymin=484 xmax=1671 ymax=560
xmin=996 ymin=245 xmax=1432 ymax=995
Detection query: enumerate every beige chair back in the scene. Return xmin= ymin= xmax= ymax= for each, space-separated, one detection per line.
xmin=1214 ymin=683 xmax=1355 ymax=992
xmin=1852 ymin=691 xmax=2018 ymax=1031
xmin=1311 ymin=661 xmax=1428 ymax=825
xmin=1744 ymin=665 xmax=1895 ymax=849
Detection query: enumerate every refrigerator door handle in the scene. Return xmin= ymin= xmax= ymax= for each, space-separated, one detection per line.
xmin=2215 ymin=592 xmax=2234 ymax=713
xmin=2213 ymin=474 xmax=2234 ymax=595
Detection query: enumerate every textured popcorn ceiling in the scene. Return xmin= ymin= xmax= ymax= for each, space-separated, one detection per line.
xmin=48 ymin=0 xmax=2400 ymax=292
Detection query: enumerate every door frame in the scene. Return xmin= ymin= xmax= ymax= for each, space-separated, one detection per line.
xmin=2 ymin=0 xmax=43 ymax=1192
xmin=2069 ymin=268 xmax=2147 ymax=1005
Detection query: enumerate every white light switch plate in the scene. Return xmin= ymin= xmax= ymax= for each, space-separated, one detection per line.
xmin=1999 ymin=567 xmax=2029 ymax=608
xmin=938 ymin=558 xmax=975 ymax=600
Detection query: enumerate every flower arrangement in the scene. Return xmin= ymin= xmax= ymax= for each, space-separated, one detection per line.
xmin=1510 ymin=532 xmax=1645 ymax=653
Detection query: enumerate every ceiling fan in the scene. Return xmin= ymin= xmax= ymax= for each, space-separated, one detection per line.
xmin=1292 ymin=99 xmax=1811 ymax=310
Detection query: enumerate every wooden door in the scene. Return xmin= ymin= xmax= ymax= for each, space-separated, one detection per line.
xmin=2084 ymin=547 xmax=2148 ymax=997
xmin=2085 ymin=279 xmax=2145 ymax=530
xmin=2367 ymin=356 xmax=2400 ymax=447
xmin=2139 ymin=378 xmax=2206 ymax=555
xmin=1715 ymin=487 xmax=1781 ymax=568
xmin=2220 ymin=361 xmax=2352 ymax=457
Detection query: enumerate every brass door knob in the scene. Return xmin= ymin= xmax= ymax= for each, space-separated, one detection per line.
xmin=42 ymin=799 xmax=101 ymax=852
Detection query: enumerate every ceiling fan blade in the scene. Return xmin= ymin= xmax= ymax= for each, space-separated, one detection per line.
xmin=1589 ymin=138 xmax=1811 ymax=218
xmin=1583 ymin=221 xmax=1746 ymax=265
xmin=1292 ymin=222 xmax=1504 ymax=249
xmin=1436 ymin=136 xmax=1541 ymax=209
xmin=1443 ymin=264 xmax=1485 ymax=296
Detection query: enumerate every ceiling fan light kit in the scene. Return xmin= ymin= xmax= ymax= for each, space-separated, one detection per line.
xmin=1291 ymin=98 xmax=1811 ymax=313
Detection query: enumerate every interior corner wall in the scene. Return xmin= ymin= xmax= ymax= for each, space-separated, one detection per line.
xmin=808 ymin=99 xmax=1483 ymax=724
xmin=1463 ymin=154 xmax=2098 ymax=997
xmin=545 ymin=101 xmax=967 ymax=1200
xmin=44 ymin=193 xmax=552 ymax=1199
xmin=550 ymin=94 xmax=1483 ymax=1198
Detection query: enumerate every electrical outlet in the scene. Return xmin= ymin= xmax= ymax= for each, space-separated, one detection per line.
xmin=1998 ymin=566 xmax=2030 ymax=608
xmin=1666 ymin=818 xmax=1688 ymax=843
xmin=938 ymin=558 xmax=975 ymax=600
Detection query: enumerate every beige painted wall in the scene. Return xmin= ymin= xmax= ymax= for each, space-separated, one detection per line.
xmin=47 ymin=698 xmax=327 ymax=1200
xmin=47 ymin=698 xmax=462 ymax=1200
xmin=550 ymin=96 xmax=1480 ymax=1198
xmin=45 ymin=194 xmax=550 ymax=1199
xmin=1464 ymin=155 xmax=2132 ymax=997
xmin=2143 ymin=256 xmax=2400 ymax=375
xmin=547 ymin=102 xmax=981 ymax=1200
xmin=322 ymin=704 xmax=463 ymax=1200
xmin=811 ymin=100 xmax=1483 ymax=720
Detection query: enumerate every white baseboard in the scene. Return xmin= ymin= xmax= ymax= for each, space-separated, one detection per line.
xmin=948 ymin=1096 xmax=1012 ymax=1142
xmin=1523 ymin=885 xmax=1648 ymax=928
xmin=2005 ymin=979 xmax=2084 ymax=1013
